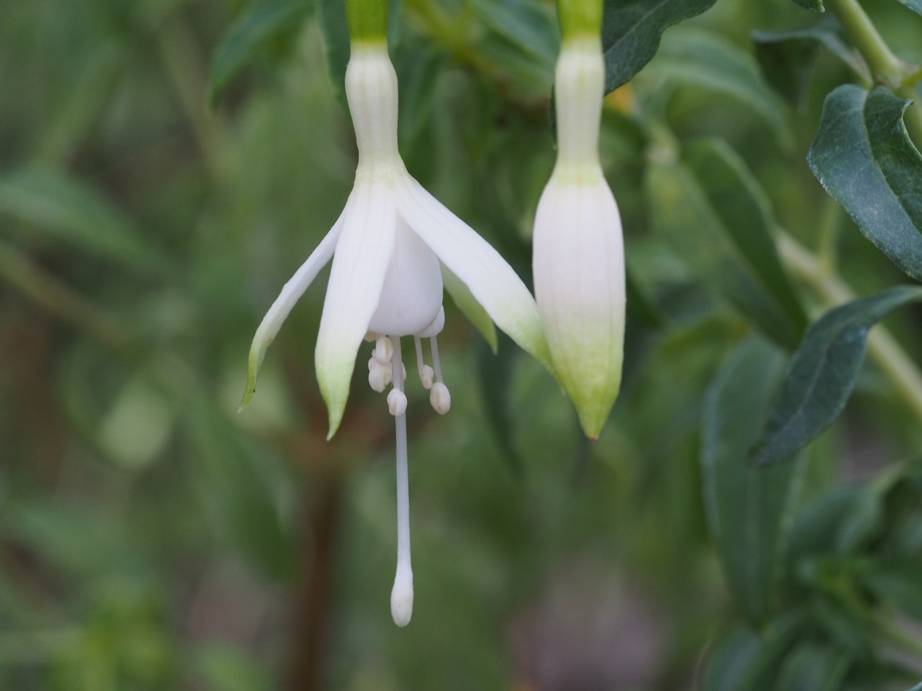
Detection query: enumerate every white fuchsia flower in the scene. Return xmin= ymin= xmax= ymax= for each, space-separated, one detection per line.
xmin=241 ymin=32 xmax=550 ymax=626
xmin=532 ymin=1 xmax=625 ymax=439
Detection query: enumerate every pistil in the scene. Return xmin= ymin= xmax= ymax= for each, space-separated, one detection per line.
xmin=389 ymin=335 xmax=414 ymax=626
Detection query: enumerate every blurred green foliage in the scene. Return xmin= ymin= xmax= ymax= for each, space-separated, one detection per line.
xmin=2 ymin=0 xmax=922 ymax=690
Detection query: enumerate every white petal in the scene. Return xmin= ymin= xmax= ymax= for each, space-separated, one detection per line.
xmin=315 ymin=183 xmax=397 ymax=438
xmin=532 ymin=175 xmax=625 ymax=438
xmin=241 ymin=212 xmax=343 ymax=408
xmin=398 ymin=176 xmax=551 ymax=368
xmin=367 ymin=217 xmax=443 ymax=336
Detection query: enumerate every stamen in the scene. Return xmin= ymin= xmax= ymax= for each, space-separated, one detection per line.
xmin=368 ymin=356 xmax=391 ymax=393
xmin=374 ymin=336 xmax=393 ymax=365
xmin=413 ymin=336 xmax=434 ymax=390
xmin=428 ymin=337 xmax=451 ymax=415
xmin=389 ymin=335 xmax=414 ymax=626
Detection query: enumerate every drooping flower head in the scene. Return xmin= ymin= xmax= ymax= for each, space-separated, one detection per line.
xmin=532 ymin=0 xmax=626 ymax=439
xmin=241 ymin=0 xmax=550 ymax=626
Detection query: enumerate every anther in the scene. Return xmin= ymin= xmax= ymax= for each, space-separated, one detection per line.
xmin=430 ymin=382 xmax=451 ymax=415
xmin=374 ymin=336 xmax=393 ymax=365
xmin=387 ymin=388 xmax=408 ymax=416
xmin=413 ymin=337 xmax=434 ymax=389
xmin=369 ymin=363 xmax=391 ymax=393
xmin=428 ymin=337 xmax=450 ymax=414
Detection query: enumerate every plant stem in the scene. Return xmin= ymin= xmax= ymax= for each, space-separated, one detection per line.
xmin=826 ymin=0 xmax=922 ymax=146
xmin=0 ymin=242 xmax=129 ymax=349
xmin=777 ymin=232 xmax=922 ymax=424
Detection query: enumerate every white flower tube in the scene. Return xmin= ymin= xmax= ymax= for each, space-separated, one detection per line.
xmin=533 ymin=27 xmax=626 ymax=439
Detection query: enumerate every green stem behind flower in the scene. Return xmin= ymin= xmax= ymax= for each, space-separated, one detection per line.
xmin=347 ymin=0 xmax=388 ymax=42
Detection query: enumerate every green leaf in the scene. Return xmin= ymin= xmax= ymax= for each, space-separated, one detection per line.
xmin=752 ymin=22 xmax=868 ymax=106
xmin=774 ymin=644 xmax=850 ymax=691
xmin=470 ymin=0 xmax=557 ymax=71
xmin=702 ymin=629 xmax=763 ymax=691
xmin=444 ymin=267 xmax=498 ymax=352
xmin=684 ymin=138 xmax=807 ymax=340
xmin=701 ymin=614 xmax=804 ymax=691
xmin=753 ymin=285 xmax=922 ymax=466
xmin=792 ymin=0 xmax=825 ymax=12
xmin=643 ymin=28 xmax=789 ymax=137
xmin=866 ymin=560 xmax=922 ymax=620
xmin=702 ymin=338 xmax=803 ymax=624
xmin=394 ymin=39 xmax=445 ymax=148
xmin=601 ymin=0 xmax=718 ymax=94
xmin=209 ymin=0 xmax=313 ymax=104
xmin=478 ymin=336 xmax=522 ymax=476
xmin=0 ymin=167 xmax=165 ymax=274
xmin=318 ymin=0 xmax=349 ymax=103
xmin=808 ymin=85 xmax=922 ymax=282
xmin=646 ymin=141 xmax=806 ymax=349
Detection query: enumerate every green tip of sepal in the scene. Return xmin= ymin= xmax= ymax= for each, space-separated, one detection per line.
xmin=239 ymin=341 xmax=267 ymax=412
xmin=316 ymin=355 xmax=352 ymax=441
xmin=560 ymin=359 xmax=621 ymax=440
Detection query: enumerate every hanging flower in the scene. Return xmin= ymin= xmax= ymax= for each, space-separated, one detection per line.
xmin=532 ymin=0 xmax=625 ymax=439
xmin=241 ymin=18 xmax=550 ymax=626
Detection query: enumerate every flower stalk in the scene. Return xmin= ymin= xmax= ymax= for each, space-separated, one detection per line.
xmin=347 ymin=0 xmax=388 ymax=42
xmin=556 ymin=0 xmax=603 ymax=39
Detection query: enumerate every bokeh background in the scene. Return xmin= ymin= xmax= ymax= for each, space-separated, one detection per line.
xmin=2 ymin=0 xmax=922 ymax=689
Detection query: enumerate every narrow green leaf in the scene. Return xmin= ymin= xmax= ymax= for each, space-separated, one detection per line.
xmin=470 ymin=0 xmax=557 ymax=71
xmin=477 ymin=336 xmax=522 ymax=476
xmin=702 ymin=629 xmax=762 ymax=691
xmin=0 ymin=168 xmax=165 ymax=274
xmin=643 ymin=28 xmax=789 ymax=137
xmin=702 ymin=338 xmax=803 ymax=624
xmin=394 ymin=39 xmax=445 ymax=147
xmin=753 ymin=286 xmax=922 ymax=466
xmin=866 ymin=560 xmax=922 ymax=621
xmin=684 ymin=138 xmax=807 ymax=338
xmin=793 ymin=0 xmax=825 ymax=12
xmin=601 ymin=0 xmax=717 ymax=94
xmin=702 ymin=614 xmax=804 ymax=691
xmin=318 ymin=0 xmax=349 ymax=103
xmin=774 ymin=644 xmax=850 ymax=691
xmin=752 ymin=22 xmax=868 ymax=106
xmin=210 ymin=0 xmax=313 ymax=104
xmin=646 ymin=142 xmax=806 ymax=349
xmin=444 ymin=267 xmax=498 ymax=352
xmin=808 ymin=85 xmax=922 ymax=282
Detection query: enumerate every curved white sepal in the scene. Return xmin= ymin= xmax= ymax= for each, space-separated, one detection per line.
xmin=241 ymin=212 xmax=343 ymax=409
xmin=397 ymin=177 xmax=551 ymax=369
xmin=315 ymin=184 xmax=397 ymax=438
